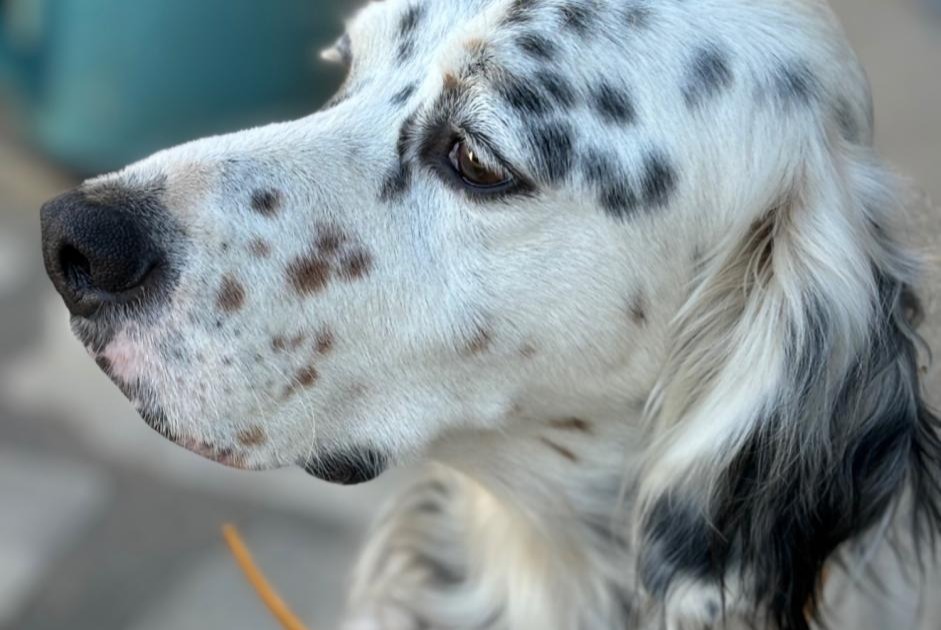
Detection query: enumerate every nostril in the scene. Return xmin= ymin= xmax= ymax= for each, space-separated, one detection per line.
xmin=59 ymin=244 xmax=93 ymax=292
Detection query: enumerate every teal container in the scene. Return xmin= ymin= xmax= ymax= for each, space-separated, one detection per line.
xmin=0 ymin=0 xmax=347 ymax=174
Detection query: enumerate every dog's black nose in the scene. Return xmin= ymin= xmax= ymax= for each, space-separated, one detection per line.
xmin=40 ymin=189 xmax=165 ymax=318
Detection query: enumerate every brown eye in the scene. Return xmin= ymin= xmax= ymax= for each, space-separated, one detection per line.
xmin=449 ymin=141 xmax=512 ymax=188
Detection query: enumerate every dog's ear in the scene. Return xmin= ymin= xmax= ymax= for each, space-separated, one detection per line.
xmin=635 ymin=138 xmax=941 ymax=629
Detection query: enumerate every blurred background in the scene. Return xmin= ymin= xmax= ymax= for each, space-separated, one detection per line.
xmin=0 ymin=1 xmax=938 ymax=629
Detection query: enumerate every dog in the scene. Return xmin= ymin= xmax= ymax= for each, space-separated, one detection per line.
xmin=39 ymin=0 xmax=941 ymax=628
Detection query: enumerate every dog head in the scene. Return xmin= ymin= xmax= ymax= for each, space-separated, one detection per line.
xmin=40 ymin=1 xmax=939 ymax=627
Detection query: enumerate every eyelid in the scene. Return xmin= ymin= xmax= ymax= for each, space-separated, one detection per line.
xmin=418 ymin=117 xmax=534 ymax=198
xmin=454 ymin=129 xmax=511 ymax=175
xmin=459 ymin=140 xmax=505 ymax=174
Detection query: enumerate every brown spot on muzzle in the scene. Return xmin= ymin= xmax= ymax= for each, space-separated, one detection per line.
xmin=462 ymin=326 xmax=493 ymax=356
xmin=216 ymin=275 xmax=246 ymax=313
xmin=237 ymin=426 xmax=267 ymax=447
xmin=316 ymin=226 xmax=349 ymax=254
xmin=283 ymin=365 xmax=319 ymax=399
xmin=248 ymin=238 xmax=272 ymax=258
xmin=287 ymin=229 xmax=374 ymax=296
xmin=315 ymin=330 xmax=335 ymax=355
xmin=288 ymin=256 xmax=332 ymax=295
xmin=338 ymin=250 xmax=374 ymax=281
xmin=272 ymin=334 xmax=305 ymax=353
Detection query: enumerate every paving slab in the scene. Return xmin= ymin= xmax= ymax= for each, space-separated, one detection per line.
xmin=0 ymin=447 xmax=111 ymax=626
xmin=128 ymin=520 xmax=357 ymax=630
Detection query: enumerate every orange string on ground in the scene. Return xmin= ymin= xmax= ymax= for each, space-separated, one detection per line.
xmin=222 ymin=523 xmax=312 ymax=630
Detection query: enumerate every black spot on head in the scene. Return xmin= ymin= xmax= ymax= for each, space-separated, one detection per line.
xmin=641 ymin=151 xmax=677 ymax=208
xmin=772 ymin=61 xmax=820 ymax=108
xmin=391 ymin=83 xmax=418 ymax=106
xmin=529 ymin=122 xmax=575 ymax=182
xmin=397 ymin=4 xmax=426 ymax=62
xmin=250 ymin=189 xmax=281 ymax=217
xmin=381 ymin=110 xmax=421 ymax=202
xmin=623 ymin=2 xmax=654 ymax=28
xmin=397 ymin=109 xmax=421 ymax=158
xmin=503 ymin=0 xmax=542 ymax=25
xmin=380 ymin=165 xmax=412 ymax=202
xmin=398 ymin=40 xmax=415 ymax=63
xmin=517 ymin=32 xmax=557 ymax=61
xmin=533 ymin=70 xmax=577 ymax=108
xmin=591 ymin=82 xmax=636 ymax=125
xmin=559 ymin=2 xmax=594 ymax=34
xmin=683 ymin=45 xmax=734 ymax=109
xmin=582 ymin=149 xmax=638 ymax=218
xmin=497 ymin=73 xmax=552 ymax=116
xmin=304 ymin=448 xmax=388 ymax=485
xmin=399 ymin=4 xmax=425 ymax=32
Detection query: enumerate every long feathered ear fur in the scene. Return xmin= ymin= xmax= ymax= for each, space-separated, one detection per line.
xmin=636 ymin=133 xmax=941 ymax=630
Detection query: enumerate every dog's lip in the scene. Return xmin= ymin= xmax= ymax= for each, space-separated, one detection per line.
xmin=177 ymin=437 xmax=250 ymax=469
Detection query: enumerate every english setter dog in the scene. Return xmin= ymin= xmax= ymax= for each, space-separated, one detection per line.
xmin=39 ymin=0 xmax=941 ymax=628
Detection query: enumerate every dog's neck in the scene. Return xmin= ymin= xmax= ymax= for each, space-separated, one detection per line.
xmin=429 ymin=402 xmax=650 ymax=628
xmin=415 ymin=259 xmax=691 ymax=628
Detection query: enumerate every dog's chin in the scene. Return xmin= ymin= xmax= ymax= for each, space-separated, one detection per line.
xmin=302 ymin=448 xmax=389 ymax=485
xmin=132 ymin=405 xmax=265 ymax=471
xmin=172 ymin=436 xmax=253 ymax=470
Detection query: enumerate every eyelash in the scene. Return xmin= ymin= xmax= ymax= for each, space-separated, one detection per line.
xmin=444 ymin=134 xmax=530 ymax=197
xmin=416 ymin=120 xmax=533 ymax=199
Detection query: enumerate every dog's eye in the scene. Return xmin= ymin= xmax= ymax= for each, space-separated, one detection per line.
xmin=449 ymin=141 xmax=513 ymax=189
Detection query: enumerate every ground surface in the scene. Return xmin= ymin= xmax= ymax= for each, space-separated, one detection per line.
xmin=0 ymin=2 xmax=938 ymax=629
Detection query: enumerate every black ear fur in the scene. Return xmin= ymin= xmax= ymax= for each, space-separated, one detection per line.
xmin=640 ymin=274 xmax=941 ymax=630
